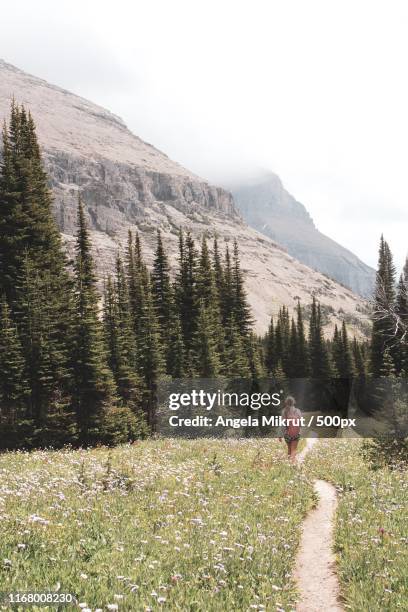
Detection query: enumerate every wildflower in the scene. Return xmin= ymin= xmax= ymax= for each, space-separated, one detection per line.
xmin=80 ymin=573 xmax=88 ymax=579
xmin=106 ymin=605 xmax=119 ymax=611
xmin=29 ymin=514 xmax=50 ymax=525
xmin=157 ymin=597 xmax=166 ymax=604
xmin=171 ymin=574 xmax=182 ymax=582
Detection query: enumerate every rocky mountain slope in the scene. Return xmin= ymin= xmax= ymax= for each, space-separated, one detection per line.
xmin=230 ymin=173 xmax=375 ymax=298
xmin=0 ymin=59 xmax=370 ymax=336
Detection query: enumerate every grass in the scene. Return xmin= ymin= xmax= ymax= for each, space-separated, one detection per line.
xmin=0 ymin=439 xmax=314 ymax=611
xmin=305 ymin=439 xmax=408 ymax=612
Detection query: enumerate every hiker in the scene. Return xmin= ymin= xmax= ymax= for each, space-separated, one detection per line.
xmin=279 ymin=396 xmax=302 ymax=463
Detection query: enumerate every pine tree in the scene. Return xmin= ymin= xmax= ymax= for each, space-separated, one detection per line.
xmin=352 ymin=338 xmax=367 ymax=377
xmin=124 ymin=231 xmax=164 ymax=427
xmin=151 ymin=230 xmax=172 ymax=348
xmin=395 ymin=274 xmax=408 ymax=374
xmin=223 ymin=317 xmax=250 ymax=378
xmin=136 ymin=278 xmax=164 ymax=428
xmin=231 ymin=240 xmax=253 ymax=337
xmin=295 ymin=302 xmax=310 ymax=377
xmin=379 ymin=347 xmax=396 ymax=378
xmin=0 ymin=296 xmax=30 ymax=446
xmin=370 ymin=236 xmax=397 ymax=376
xmin=72 ymin=200 xmax=118 ymax=444
xmin=115 ymin=255 xmax=139 ymax=375
xmin=340 ymin=321 xmax=355 ymax=378
xmin=126 ymin=230 xmax=147 ymax=332
xmin=0 ymin=104 xmax=75 ymax=445
xmin=194 ymin=302 xmax=221 ymax=377
xmin=135 ymin=231 xmax=149 ymax=289
xmin=175 ymin=230 xmax=199 ymax=352
xmin=196 ymin=235 xmax=224 ymax=365
xmin=275 ymin=307 xmax=290 ymax=376
xmin=103 ymin=262 xmax=142 ymax=412
xmin=287 ymin=317 xmax=299 ymax=378
xmin=166 ymin=308 xmax=186 ymax=378
xmin=248 ymin=333 xmax=265 ymax=384
xmin=331 ymin=325 xmax=342 ymax=376
xmin=126 ymin=230 xmax=140 ymax=323
xmin=309 ymin=298 xmax=332 ymax=378
xmin=212 ymin=237 xmax=224 ymax=301
xmin=197 ymin=235 xmax=214 ymax=306
xmin=220 ymin=245 xmax=234 ymax=327
xmin=0 ymin=104 xmax=69 ymax=303
xmin=265 ymin=316 xmax=276 ymax=374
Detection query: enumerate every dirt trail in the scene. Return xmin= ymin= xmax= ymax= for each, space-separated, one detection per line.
xmin=294 ymin=438 xmax=343 ymax=611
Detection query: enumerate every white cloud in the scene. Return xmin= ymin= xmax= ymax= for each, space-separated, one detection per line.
xmin=2 ymin=0 xmax=407 ymax=269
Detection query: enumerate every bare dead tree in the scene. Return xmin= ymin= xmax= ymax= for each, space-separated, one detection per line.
xmin=370 ymin=277 xmax=408 ymax=347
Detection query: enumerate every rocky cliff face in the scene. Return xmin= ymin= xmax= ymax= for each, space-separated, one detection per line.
xmin=230 ymin=173 xmax=376 ymax=298
xmin=0 ymin=59 xmax=370 ymax=337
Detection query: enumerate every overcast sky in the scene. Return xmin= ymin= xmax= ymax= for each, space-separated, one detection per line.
xmin=2 ymin=0 xmax=407 ymax=270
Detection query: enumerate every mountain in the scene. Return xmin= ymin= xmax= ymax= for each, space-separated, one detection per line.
xmin=230 ymin=173 xmax=375 ymax=298
xmin=0 ymin=59 xmax=370 ymax=337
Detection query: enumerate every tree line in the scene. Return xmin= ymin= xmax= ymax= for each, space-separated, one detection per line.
xmin=0 ymin=104 xmax=406 ymax=450
xmin=0 ymin=103 xmax=260 ymax=449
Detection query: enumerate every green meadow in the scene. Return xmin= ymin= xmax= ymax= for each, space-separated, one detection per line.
xmin=0 ymin=438 xmax=406 ymax=611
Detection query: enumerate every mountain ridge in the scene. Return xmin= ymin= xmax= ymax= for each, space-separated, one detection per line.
xmin=229 ymin=172 xmax=375 ymax=297
xmin=0 ymin=59 xmax=370 ymax=336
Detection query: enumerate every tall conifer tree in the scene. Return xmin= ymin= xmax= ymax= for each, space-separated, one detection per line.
xmin=309 ymin=298 xmax=332 ymax=378
xmin=72 ymin=200 xmax=117 ymax=444
xmin=197 ymin=235 xmax=224 ymax=365
xmin=371 ymin=236 xmax=397 ymax=376
xmin=175 ymin=230 xmax=199 ymax=353
xmin=0 ymin=105 xmax=74 ymax=440
xmin=395 ymin=274 xmax=408 ymax=374
xmin=295 ymin=302 xmax=310 ymax=377
xmin=288 ymin=318 xmax=299 ymax=378
xmin=136 ymin=279 xmax=164 ymax=428
xmin=231 ymin=240 xmax=253 ymax=337
xmin=0 ymin=104 xmax=69 ymax=303
xmin=194 ymin=302 xmax=221 ymax=377
xmin=151 ymin=231 xmax=172 ymax=370
xmin=151 ymin=230 xmax=172 ymax=329
xmin=103 ymin=260 xmax=142 ymax=411
xmin=265 ymin=316 xmax=276 ymax=374
xmin=0 ymin=297 xmax=29 ymax=442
